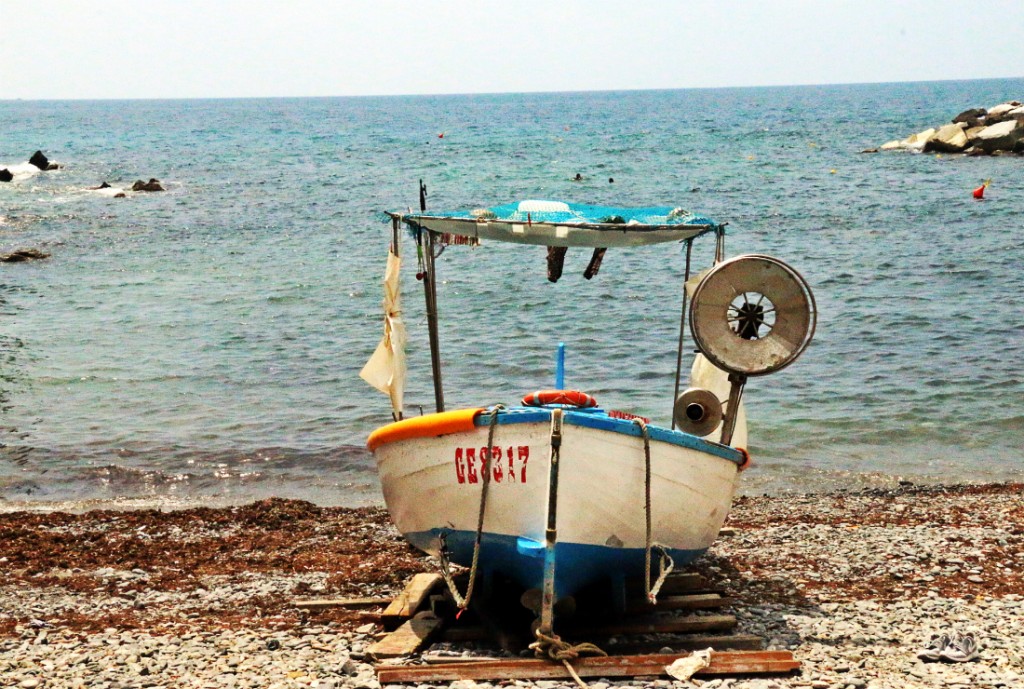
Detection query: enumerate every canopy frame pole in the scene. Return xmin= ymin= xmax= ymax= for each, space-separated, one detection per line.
xmin=422 ymin=228 xmax=445 ymax=413
xmin=390 ymin=216 xmax=401 ymax=257
xmin=390 ymin=216 xmax=404 ymax=421
xmin=671 ymin=239 xmax=694 ymax=429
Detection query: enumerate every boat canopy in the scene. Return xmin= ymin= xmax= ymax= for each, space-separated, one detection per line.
xmin=375 ymin=195 xmax=729 ymax=415
xmin=391 ymin=199 xmax=722 ymax=248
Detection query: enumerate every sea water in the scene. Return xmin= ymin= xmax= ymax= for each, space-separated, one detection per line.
xmin=1 ymin=79 xmax=1022 ymax=509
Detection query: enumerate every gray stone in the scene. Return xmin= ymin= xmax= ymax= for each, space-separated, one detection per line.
xmin=926 ymin=123 xmax=969 ymax=153
xmin=131 ymin=178 xmax=165 ymax=192
xmin=986 ymin=101 xmax=1022 ymax=122
xmin=1 ymin=248 xmax=50 ymax=263
xmin=28 ymin=150 xmax=55 ymax=170
xmin=952 ymin=108 xmax=987 ymax=125
xmin=905 ymin=128 xmax=936 ymax=152
xmin=975 ymin=119 xmax=1024 ymax=153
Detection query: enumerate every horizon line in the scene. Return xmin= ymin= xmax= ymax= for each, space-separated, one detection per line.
xmin=3 ymin=75 xmax=1023 ymax=104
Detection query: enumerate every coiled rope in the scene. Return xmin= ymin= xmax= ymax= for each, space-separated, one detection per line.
xmin=439 ymin=405 xmax=504 ymax=612
xmin=634 ymin=419 xmax=675 ymax=604
xmin=530 ymin=629 xmax=607 ymax=689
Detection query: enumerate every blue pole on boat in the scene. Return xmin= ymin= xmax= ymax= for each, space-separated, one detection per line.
xmin=555 ymin=343 xmax=565 ymax=389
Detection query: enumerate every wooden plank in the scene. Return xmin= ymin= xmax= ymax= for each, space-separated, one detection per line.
xmin=368 ymin=616 xmax=445 ymax=659
xmin=422 ymin=635 xmax=762 ymax=663
xmin=627 ymin=572 xmax=707 ymax=592
xmin=625 ymin=593 xmax=732 ymax=614
xmin=381 ymin=573 xmax=443 ymax=630
xmin=625 ymin=573 xmax=724 ymax=597
xmin=603 ymin=633 xmax=763 ymax=655
xmin=656 ymin=578 xmax=726 ymax=596
xmin=421 ymin=654 xmax=504 ymax=664
xmin=564 ymin=613 xmax=736 ymax=637
xmin=293 ymin=596 xmax=391 ymax=610
xmin=376 ymin=650 xmax=799 ymax=683
xmin=441 ymin=626 xmax=759 ymax=653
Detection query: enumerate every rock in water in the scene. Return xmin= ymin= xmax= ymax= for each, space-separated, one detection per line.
xmin=985 ymin=101 xmax=1022 ymax=122
xmin=952 ymin=108 xmax=987 ymax=126
xmin=906 ymin=128 xmax=937 ymax=152
xmin=975 ymin=119 xmax=1024 ymax=153
xmin=882 ymin=99 xmax=1024 ymax=155
xmin=0 ymin=169 xmax=12 ymax=182
xmin=926 ymin=123 xmax=969 ymax=153
xmin=131 ymin=178 xmax=165 ymax=192
xmin=1 ymin=248 xmax=51 ymax=263
xmin=881 ymin=127 xmax=938 ymax=151
xmin=28 ymin=151 xmax=58 ymax=170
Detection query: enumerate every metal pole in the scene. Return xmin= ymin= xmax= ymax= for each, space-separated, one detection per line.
xmin=422 ymin=230 xmax=445 ymax=412
xmin=720 ymin=373 xmax=746 ymax=445
xmin=555 ymin=343 xmax=566 ymax=389
xmin=539 ymin=409 xmax=563 ymax=636
xmin=671 ymin=240 xmax=693 ymax=429
xmin=390 ymin=216 xmax=400 ymax=257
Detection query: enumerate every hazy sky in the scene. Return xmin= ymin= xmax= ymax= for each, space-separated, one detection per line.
xmin=3 ymin=1 xmax=1023 ymax=100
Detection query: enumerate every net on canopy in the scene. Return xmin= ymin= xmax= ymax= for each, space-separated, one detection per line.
xmin=428 ymin=200 xmax=718 ymax=227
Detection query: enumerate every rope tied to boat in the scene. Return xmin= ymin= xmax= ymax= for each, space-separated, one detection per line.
xmin=438 ymin=404 xmax=504 ymax=613
xmin=530 ymin=628 xmax=607 ymax=689
xmin=634 ymin=419 xmax=675 ymax=604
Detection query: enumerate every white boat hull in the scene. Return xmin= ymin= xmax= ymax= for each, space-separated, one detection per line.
xmin=373 ymin=408 xmax=743 ymax=599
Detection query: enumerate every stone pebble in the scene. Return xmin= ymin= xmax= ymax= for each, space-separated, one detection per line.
xmin=2 ymin=486 xmax=1023 ymax=688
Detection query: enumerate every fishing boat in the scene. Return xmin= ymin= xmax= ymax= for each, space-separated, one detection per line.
xmin=361 ymin=192 xmax=816 ymax=635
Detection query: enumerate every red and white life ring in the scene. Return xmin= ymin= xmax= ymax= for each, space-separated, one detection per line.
xmin=522 ymin=389 xmax=598 ymax=408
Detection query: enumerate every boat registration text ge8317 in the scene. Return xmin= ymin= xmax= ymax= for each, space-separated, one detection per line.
xmin=454 ymin=446 xmax=530 ymax=484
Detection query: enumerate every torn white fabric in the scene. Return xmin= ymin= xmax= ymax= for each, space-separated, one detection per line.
xmin=360 ymin=250 xmax=406 ymax=417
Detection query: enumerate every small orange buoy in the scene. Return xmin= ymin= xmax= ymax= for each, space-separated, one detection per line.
xmin=973 ymin=185 xmax=985 ymax=199
xmin=438 ymin=132 xmax=445 ymax=139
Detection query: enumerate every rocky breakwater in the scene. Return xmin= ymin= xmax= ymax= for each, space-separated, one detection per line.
xmin=880 ymin=100 xmax=1024 ymax=155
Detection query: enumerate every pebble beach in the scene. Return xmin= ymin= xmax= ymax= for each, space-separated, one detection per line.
xmin=2 ymin=482 xmax=1021 ymax=689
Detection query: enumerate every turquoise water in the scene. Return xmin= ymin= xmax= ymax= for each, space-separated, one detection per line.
xmin=2 ymin=80 xmax=1023 ymax=507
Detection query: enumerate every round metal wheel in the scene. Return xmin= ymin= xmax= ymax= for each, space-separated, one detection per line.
xmin=673 ymin=387 xmax=724 ymax=436
xmin=689 ymin=254 xmax=816 ymax=376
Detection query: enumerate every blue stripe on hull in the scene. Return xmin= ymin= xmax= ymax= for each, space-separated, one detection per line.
xmin=406 ymin=528 xmax=705 ymax=600
xmin=472 ymin=406 xmax=743 ymax=465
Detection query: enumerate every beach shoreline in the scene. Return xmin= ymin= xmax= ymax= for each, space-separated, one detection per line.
xmin=1 ymin=482 xmax=1021 ymax=688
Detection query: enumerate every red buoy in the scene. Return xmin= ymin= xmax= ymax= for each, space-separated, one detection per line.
xmin=973 ymin=185 xmax=985 ymax=199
